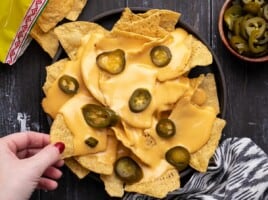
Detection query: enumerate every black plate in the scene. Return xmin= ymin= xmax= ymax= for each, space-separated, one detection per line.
xmin=52 ymin=7 xmax=227 ymax=194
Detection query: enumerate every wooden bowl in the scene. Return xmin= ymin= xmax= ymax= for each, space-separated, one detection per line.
xmin=218 ymin=0 xmax=268 ymax=63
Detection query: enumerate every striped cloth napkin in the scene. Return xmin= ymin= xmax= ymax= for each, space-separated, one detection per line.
xmin=123 ymin=138 xmax=268 ymax=200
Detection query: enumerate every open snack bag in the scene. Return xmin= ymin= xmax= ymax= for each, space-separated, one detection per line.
xmin=0 ymin=0 xmax=48 ymax=65
xmin=0 ymin=0 xmax=88 ymax=65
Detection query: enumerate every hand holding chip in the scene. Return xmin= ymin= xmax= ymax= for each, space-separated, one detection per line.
xmin=0 ymin=132 xmax=64 ymax=200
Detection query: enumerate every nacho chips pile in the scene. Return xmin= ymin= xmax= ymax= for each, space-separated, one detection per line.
xmin=30 ymin=0 xmax=88 ymax=58
xmin=42 ymin=8 xmax=226 ymax=198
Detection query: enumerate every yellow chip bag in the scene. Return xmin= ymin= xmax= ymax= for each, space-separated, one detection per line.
xmin=0 ymin=0 xmax=48 ymax=65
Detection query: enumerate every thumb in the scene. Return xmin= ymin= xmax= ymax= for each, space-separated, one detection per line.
xmin=27 ymin=142 xmax=65 ymax=175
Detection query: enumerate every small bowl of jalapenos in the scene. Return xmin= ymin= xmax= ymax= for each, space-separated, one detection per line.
xmin=218 ymin=0 xmax=268 ymax=62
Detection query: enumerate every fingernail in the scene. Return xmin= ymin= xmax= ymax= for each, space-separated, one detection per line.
xmin=54 ymin=142 xmax=65 ymax=154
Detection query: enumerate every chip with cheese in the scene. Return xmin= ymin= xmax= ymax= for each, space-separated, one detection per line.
xmin=54 ymin=21 xmax=109 ymax=60
xmin=42 ymin=8 xmax=226 ymax=199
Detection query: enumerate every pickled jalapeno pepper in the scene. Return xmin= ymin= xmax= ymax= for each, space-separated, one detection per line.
xmin=230 ymin=35 xmax=250 ymax=54
xmin=165 ymin=146 xmax=190 ymax=171
xmin=223 ymin=0 xmax=268 ymax=57
xmin=263 ymin=4 xmax=268 ymax=20
xmin=224 ymin=5 xmax=243 ymax=30
xmin=243 ymin=0 xmax=265 ymax=5
xmin=96 ymin=49 xmax=125 ymax=75
xmin=244 ymin=17 xmax=266 ymax=38
xmin=114 ymin=156 xmax=143 ymax=184
xmin=156 ymin=118 xmax=176 ymax=138
xmin=240 ymin=14 xmax=254 ymax=39
xmin=58 ymin=75 xmax=79 ymax=95
xmin=243 ymin=2 xmax=261 ymax=15
xmin=82 ymin=104 xmax=118 ymax=128
xmin=150 ymin=45 xmax=172 ymax=67
xmin=85 ymin=137 xmax=99 ymax=148
xmin=129 ymin=88 xmax=152 ymax=113
xmin=249 ymin=30 xmax=268 ymax=54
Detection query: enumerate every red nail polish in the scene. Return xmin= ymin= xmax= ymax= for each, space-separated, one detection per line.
xmin=54 ymin=142 xmax=65 ymax=154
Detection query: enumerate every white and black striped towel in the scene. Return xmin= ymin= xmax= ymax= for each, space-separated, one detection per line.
xmin=123 ymin=138 xmax=268 ymax=200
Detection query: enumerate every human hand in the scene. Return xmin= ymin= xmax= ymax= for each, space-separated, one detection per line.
xmin=0 ymin=131 xmax=65 ymax=200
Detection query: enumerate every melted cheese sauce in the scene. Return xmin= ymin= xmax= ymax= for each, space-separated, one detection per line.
xmin=42 ymin=59 xmax=86 ymax=119
xmin=59 ymin=93 xmax=108 ymax=155
xmin=44 ymin=27 xmax=216 ymax=162
xmin=114 ymin=97 xmax=216 ymax=168
xmin=100 ymin=63 xmax=158 ymax=128
xmin=126 ymin=28 xmax=192 ymax=81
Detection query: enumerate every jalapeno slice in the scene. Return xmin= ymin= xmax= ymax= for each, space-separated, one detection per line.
xmin=129 ymin=88 xmax=152 ymax=113
xmin=114 ymin=156 xmax=143 ymax=184
xmin=240 ymin=14 xmax=254 ymax=39
xmin=156 ymin=118 xmax=176 ymax=138
xmin=150 ymin=45 xmax=172 ymax=67
xmin=243 ymin=2 xmax=261 ymax=15
xmin=224 ymin=5 xmax=243 ymax=30
xmin=230 ymin=35 xmax=250 ymax=54
xmin=82 ymin=104 xmax=117 ymax=128
xmin=106 ymin=108 xmax=120 ymax=127
xmin=256 ymin=31 xmax=268 ymax=45
xmin=263 ymin=4 xmax=268 ymax=20
xmin=85 ymin=137 xmax=99 ymax=148
xmin=96 ymin=49 xmax=125 ymax=75
xmin=233 ymin=17 xmax=244 ymax=36
xmin=249 ymin=30 xmax=268 ymax=54
xmin=243 ymin=0 xmax=265 ymax=5
xmin=165 ymin=146 xmax=190 ymax=171
xmin=245 ymin=17 xmax=266 ymax=38
xmin=58 ymin=75 xmax=79 ymax=95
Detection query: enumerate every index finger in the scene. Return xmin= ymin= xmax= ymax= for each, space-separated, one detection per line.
xmin=1 ymin=131 xmax=50 ymax=153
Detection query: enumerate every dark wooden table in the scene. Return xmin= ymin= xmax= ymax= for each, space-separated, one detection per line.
xmin=1 ymin=0 xmax=268 ymax=199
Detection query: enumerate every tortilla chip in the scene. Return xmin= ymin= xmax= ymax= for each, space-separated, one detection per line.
xmin=37 ymin=0 xmax=74 ymax=32
xmin=116 ymin=7 xmax=143 ymax=23
xmin=125 ymin=168 xmax=180 ymax=198
xmin=65 ymin=0 xmax=88 ymax=21
xmin=137 ymin=9 xmax=181 ymax=32
xmin=42 ymin=58 xmax=69 ymax=95
xmin=113 ymin=9 xmax=169 ymax=39
xmin=114 ymin=8 xmax=180 ymax=35
xmin=101 ymin=173 xmax=124 ymax=197
xmin=64 ymin=157 xmax=90 ymax=179
xmin=54 ymin=21 xmax=109 ymax=59
xmin=190 ymin=118 xmax=226 ymax=172
xmin=199 ymin=73 xmax=220 ymax=114
xmin=188 ymin=36 xmax=213 ymax=68
xmin=50 ymin=114 xmax=74 ymax=158
xmin=75 ymin=135 xmax=118 ymax=175
xmin=30 ymin=24 xmax=59 ymax=58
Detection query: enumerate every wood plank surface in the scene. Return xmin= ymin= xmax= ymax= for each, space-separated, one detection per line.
xmin=0 ymin=0 xmax=267 ymax=199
